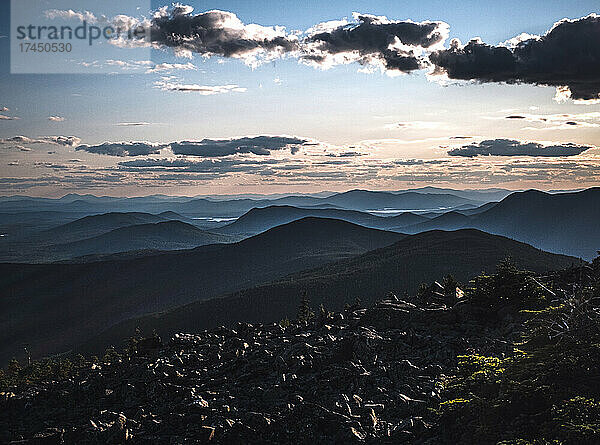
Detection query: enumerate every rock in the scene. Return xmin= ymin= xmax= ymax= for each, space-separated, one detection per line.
xmin=0 ymin=295 xmax=521 ymax=444
xmin=199 ymin=425 xmax=215 ymax=442
xmin=136 ymin=336 xmax=162 ymax=355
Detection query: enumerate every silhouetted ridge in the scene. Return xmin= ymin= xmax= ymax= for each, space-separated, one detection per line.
xmin=0 ymin=217 xmax=404 ymax=364
xmin=87 ymin=228 xmax=577 ymax=355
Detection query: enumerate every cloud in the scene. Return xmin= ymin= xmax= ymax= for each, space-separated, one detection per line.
xmin=154 ymin=78 xmax=246 ymax=94
xmin=46 ymin=6 xmax=596 ymax=104
xmin=48 ymin=116 xmax=65 ymax=122
xmin=4 ymin=145 xmax=32 ymax=152
xmin=0 ymin=135 xmax=80 ymax=146
xmin=302 ymin=13 xmax=448 ymax=73
xmin=118 ymin=157 xmax=283 ymax=175
xmin=149 ymin=6 xmax=299 ymax=67
xmin=501 ymin=111 xmax=600 ymax=130
xmin=145 ymin=62 xmax=197 ymax=73
xmin=44 ymin=136 xmax=81 ymax=146
xmin=430 ymin=14 xmax=600 ymax=103
xmin=170 ymin=136 xmax=310 ymax=156
xmin=79 ymin=60 xmax=198 ymax=74
xmin=448 ymin=138 xmax=593 ymax=157
xmin=76 ymin=141 xmax=164 ymax=157
xmin=392 ymin=159 xmax=449 ymax=166
xmin=385 ymin=121 xmax=445 ymax=130
xmin=104 ymin=60 xmax=153 ymax=70
xmin=44 ymin=9 xmax=98 ymax=23
xmin=324 ymin=151 xmax=366 ymax=158
xmin=0 ymin=115 xmax=19 ymax=120
xmin=115 ymin=122 xmax=153 ymax=126
xmin=1 ymin=107 xmax=9 ymax=112
xmin=1 ymin=136 xmax=38 ymax=144
xmin=62 ymin=136 xmax=312 ymax=158
xmin=360 ymin=136 xmax=456 ymax=148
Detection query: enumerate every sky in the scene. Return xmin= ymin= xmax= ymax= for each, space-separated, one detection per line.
xmin=0 ymin=0 xmax=599 ymax=197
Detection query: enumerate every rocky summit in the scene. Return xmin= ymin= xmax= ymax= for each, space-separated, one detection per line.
xmin=0 ymin=292 xmax=522 ymax=444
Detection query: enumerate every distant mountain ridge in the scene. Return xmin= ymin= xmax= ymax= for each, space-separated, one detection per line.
xmin=401 ymin=188 xmax=600 ymax=259
xmin=0 ymin=189 xmax=483 ymax=216
xmin=402 ymin=186 xmax=513 ymax=202
xmin=39 ymin=212 xmax=168 ymax=243
xmin=0 ymin=211 xmax=210 ymax=262
xmin=217 ymin=205 xmax=428 ymax=235
xmin=2 ymin=188 xmax=597 ymax=261
xmin=44 ymin=221 xmax=233 ymax=261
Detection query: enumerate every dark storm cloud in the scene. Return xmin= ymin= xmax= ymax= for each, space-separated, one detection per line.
xmin=68 ymin=136 xmax=312 ymax=158
xmin=76 ymin=142 xmax=165 ymax=157
xmin=430 ymin=14 xmax=600 ymax=102
xmin=448 ymin=138 xmax=593 ymax=157
xmin=148 ymin=6 xmax=447 ymax=72
xmin=149 ymin=7 xmax=299 ymax=64
xmin=302 ymin=13 xmax=448 ymax=72
xmin=169 ymin=136 xmax=310 ymax=157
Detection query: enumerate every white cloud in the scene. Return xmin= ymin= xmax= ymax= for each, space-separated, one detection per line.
xmin=0 ymin=135 xmax=80 ymax=147
xmin=115 ymin=122 xmax=153 ymax=127
xmin=384 ymin=121 xmax=446 ymax=130
xmin=502 ymin=111 xmax=600 ymax=130
xmin=154 ymin=79 xmax=247 ymax=94
xmin=145 ymin=62 xmax=197 ymax=73
xmin=44 ymin=9 xmax=98 ymax=23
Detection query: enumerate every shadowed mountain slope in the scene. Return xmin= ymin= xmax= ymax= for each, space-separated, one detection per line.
xmin=85 ymin=228 xmax=578 ymax=355
xmin=0 ymin=218 xmax=405 ymax=364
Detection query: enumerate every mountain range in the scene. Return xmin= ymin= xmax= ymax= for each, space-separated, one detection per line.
xmin=42 ymin=221 xmax=233 ymax=261
xmin=1 ymin=187 xmax=598 ymax=365
xmin=402 ymin=188 xmax=600 ymax=260
xmin=0 ymin=189 xmax=483 ymax=216
xmin=0 ymin=212 xmax=222 ymax=263
xmin=0 ymin=217 xmax=578 ymax=364
xmin=217 ymin=205 xmax=429 ymax=236
xmin=216 ymin=188 xmax=600 ymax=260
